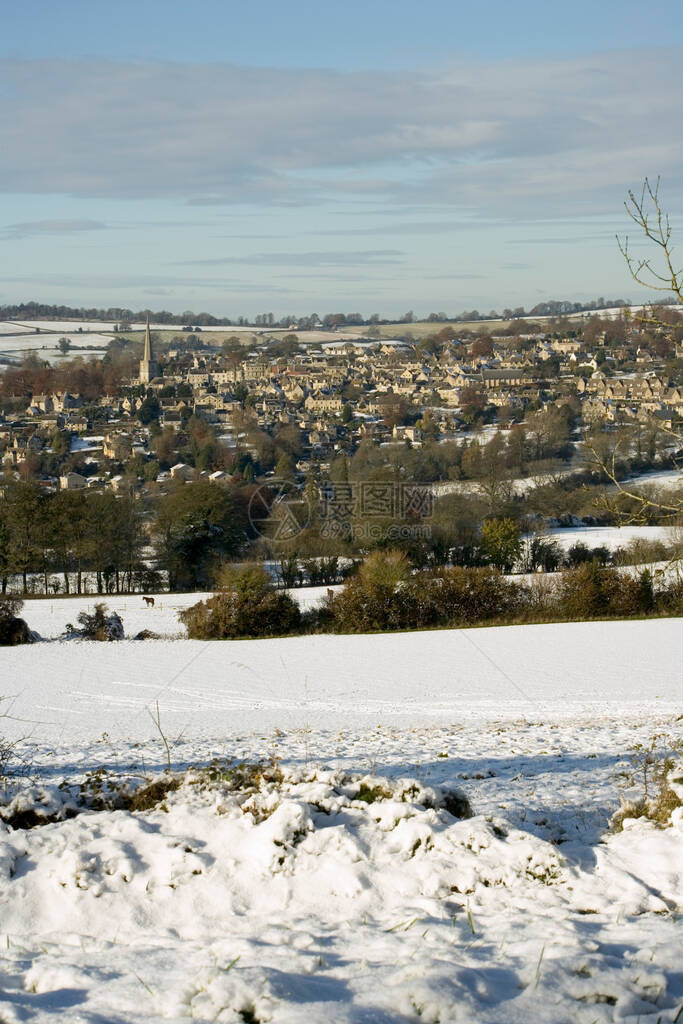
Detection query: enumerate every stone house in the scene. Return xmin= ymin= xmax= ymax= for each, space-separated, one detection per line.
xmin=60 ymin=471 xmax=87 ymax=490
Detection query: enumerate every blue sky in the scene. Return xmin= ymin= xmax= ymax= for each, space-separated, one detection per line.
xmin=1 ymin=1 xmax=682 ymax=318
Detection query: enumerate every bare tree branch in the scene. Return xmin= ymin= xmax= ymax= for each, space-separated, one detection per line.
xmin=616 ymin=177 xmax=683 ymax=304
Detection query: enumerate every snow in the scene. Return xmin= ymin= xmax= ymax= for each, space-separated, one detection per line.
xmin=15 ymin=589 xmax=335 ymax=641
xmin=2 ymin=320 xmax=119 ymax=333
xmin=432 ymin=465 xmax=577 ymax=498
xmin=433 ymin=465 xmax=682 ymax=501
xmin=623 ymin=468 xmax=683 ymax=493
xmin=0 ymin=323 xmax=36 ymax=335
xmin=0 ymin=331 xmax=113 ymax=368
xmin=0 ymin=612 xmax=681 ymax=1022
xmin=131 ymin=323 xmax=258 ymax=333
xmin=69 ymin=435 xmax=104 ymax=453
xmin=0 ymin=331 xmax=113 ymax=351
xmin=545 ymin=524 xmax=676 ymax=551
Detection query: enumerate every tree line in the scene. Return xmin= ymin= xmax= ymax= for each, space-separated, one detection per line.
xmin=1 ymin=295 xmax=642 ymax=331
xmin=0 ymin=480 xmax=255 ymax=595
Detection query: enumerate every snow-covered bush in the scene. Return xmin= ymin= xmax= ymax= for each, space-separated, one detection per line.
xmin=67 ymin=602 xmax=124 ymax=641
xmin=612 ymin=748 xmax=683 ymax=831
xmin=0 ymin=596 xmax=35 ymax=646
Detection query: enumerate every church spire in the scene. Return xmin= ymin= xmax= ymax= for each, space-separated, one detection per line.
xmin=139 ymin=317 xmax=159 ymax=383
xmin=143 ymin=317 xmax=153 ymax=362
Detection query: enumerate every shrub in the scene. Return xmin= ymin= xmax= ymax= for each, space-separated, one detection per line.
xmin=326 ymin=555 xmax=521 ymax=633
xmin=0 ymin=697 xmax=17 ymax=779
xmin=358 ymin=549 xmax=412 ymax=591
xmin=319 ymin=556 xmax=341 ymax=585
xmin=524 ymin=536 xmax=562 ymax=573
xmin=612 ymin=538 xmax=670 ymax=566
xmin=0 ymin=597 xmax=34 ymax=646
xmin=555 ymin=563 xmax=658 ymax=619
xmin=69 ymin=602 xmax=124 ymax=641
xmin=450 ymin=542 xmax=487 ymax=568
xmin=0 ymin=597 xmax=23 ymax=644
xmin=278 ymin=554 xmax=300 ymax=588
xmin=431 ymin=566 xmax=522 ymax=624
xmin=481 ymin=518 xmax=522 ymax=573
xmin=612 ymin=736 xmax=682 ymax=831
xmin=180 ymin=563 xmax=301 ymax=639
xmin=556 ymin=562 xmax=607 ymax=617
xmin=301 ymin=556 xmax=341 ymax=586
xmin=565 ymin=542 xmax=610 ymax=567
xmin=325 ymin=550 xmax=415 ymax=633
xmin=609 ymin=569 xmax=656 ymax=616
xmin=327 ymin=572 xmax=412 ymax=633
xmin=657 ymin=574 xmax=683 ymax=614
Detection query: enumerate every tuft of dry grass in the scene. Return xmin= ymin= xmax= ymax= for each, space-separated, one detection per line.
xmin=612 ymin=741 xmax=682 ymax=831
xmin=128 ymin=776 xmax=181 ymax=812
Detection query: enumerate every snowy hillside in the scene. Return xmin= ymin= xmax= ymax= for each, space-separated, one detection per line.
xmin=0 ymin=615 xmax=681 ymax=1022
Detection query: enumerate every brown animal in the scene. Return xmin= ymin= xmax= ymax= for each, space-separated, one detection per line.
xmin=143 ymin=596 xmax=155 ymax=608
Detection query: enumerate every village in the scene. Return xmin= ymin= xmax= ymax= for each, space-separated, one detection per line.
xmin=1 ymin=309 xmax=682 ymax=496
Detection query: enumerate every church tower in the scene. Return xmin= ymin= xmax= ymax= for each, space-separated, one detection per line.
xmin=139 ymin=319 xmax=159 ymax=383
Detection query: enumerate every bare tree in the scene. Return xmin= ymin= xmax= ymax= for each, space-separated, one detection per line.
xmin=585 ymin=180 xmax=683 ymax=527
xmin=585 ymin=424 xmax=682 ymax=525
xmin=617 ymin=177 xmax=682 ymax=304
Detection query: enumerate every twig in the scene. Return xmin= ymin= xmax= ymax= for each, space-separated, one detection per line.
xmin=147 ymin=700 xmax=171 ymax=772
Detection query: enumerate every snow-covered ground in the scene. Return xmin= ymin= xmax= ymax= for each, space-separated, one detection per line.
xmin=70 ymin=435 xmax=105 ymax=454
xmin=432 ymin=468 xmax=576 ymax=498
xmin=0 ymin=323 xmax=38 ymax=336
xmin=1 ymin=320 xmax=120 ymax=333
xmin=0 ymin=330 xmax=112 ymax=368
xmin=433 ymin=465 xmax=682 ymax=500
xmin=544 ymin=524 xmax=677 ymax=552
xmin=0 ymin=612 xmax=681 ymax=1023
xmin=16 ymin=589 xmax=334 ymax=640
xmin=624 ymin=468 xmax=683 ymax=493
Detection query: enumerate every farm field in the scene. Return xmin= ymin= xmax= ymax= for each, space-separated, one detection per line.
xmin=0 ymin=321 xmax=115 ymax=365
xmin=0 ymin=612 xmax=681 ymax=1022
xmin=544 ymin=523 xmax=678 ymax=551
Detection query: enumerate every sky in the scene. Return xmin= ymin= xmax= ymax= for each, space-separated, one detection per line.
xmin=1 ymin=0 xmax=683 ymax=319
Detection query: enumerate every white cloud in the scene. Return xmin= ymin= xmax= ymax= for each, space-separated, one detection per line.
xmin=1 ymin=218 xmax=107 ymax=239
xmin=0 ymin=50 xmax=680 ymax=216
xmin=181 ymin=249 xmax=405 ymax=267
xmin=1 ymin=271 xmax=292 ymax=293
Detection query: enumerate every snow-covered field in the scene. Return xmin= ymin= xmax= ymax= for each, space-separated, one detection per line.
xmin=0 ymin=332 xmax=113 ymax=351
xmin=0 ymin=608 xmax=681 ymax=1023
xmin=625 ymin=468 xmax=683 ymax=493
xmin=15 ymin=589 xmax=333 ymax=641
xmin=0 ymin=321 xmax=120 ymax=333
xmin=433 ymin=466 xmax=682 ymax=500
xmin=544 ymin=524 xmax=677 ymax=552
xmin=432 ymin=469 xmax=575 ymax=498
xmin=0 ymin=332 xmax=112 ymax=364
